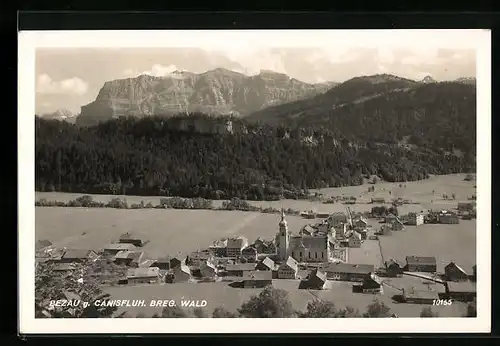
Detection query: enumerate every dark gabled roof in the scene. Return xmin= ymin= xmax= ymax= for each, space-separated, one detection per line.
xmin=62 ymin=249 xmax=95 ymax=259
xmin=445 ymin=262 xmax=468 ymax=275
xmin=406 ymin=256 xmax=437 ymax=265
xmin=325 ymin=262 xmax=374 ymax=274
xmin=226 ymin=238 xmax=245 ymax=249
xmin=386 ymin=258 xmax=405 ymax=268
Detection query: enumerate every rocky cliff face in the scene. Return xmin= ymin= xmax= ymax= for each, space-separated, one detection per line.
xmin=77 ymin=69 xmax=334 ymax=126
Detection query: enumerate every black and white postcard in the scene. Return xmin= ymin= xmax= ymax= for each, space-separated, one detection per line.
xmin=18 ymin=29 xmax=491 ymax=333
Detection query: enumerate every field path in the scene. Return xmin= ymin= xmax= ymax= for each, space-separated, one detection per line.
xmin=221 ymin=212 xmax=260 ymax=236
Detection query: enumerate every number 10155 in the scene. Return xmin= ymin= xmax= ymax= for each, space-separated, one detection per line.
xmin=433 ymin=299 xmax=452 ymax=305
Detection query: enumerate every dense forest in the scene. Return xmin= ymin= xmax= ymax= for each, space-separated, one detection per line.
xmin=35 ymin=114 xmax=475 ymax=201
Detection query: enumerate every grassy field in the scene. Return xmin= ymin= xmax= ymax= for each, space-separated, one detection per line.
xmin=103 ymin=279 xmax=469 ymax=318
xmin=35 ymin=208 xmax=313 ymax=258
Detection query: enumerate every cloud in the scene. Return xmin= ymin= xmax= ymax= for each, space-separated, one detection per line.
xmin=140 ymin=64 xmax=179 ymax=77
xmin=36 ymin=74 xmax=89 ymax=96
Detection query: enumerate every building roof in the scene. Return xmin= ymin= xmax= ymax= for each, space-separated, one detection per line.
xmin=104 ymin=243 xmax=136 ymax=251
xmin=259 ymin=257 xmax=275 ymax=270
xmin=120 ymin=232 xmax=141 ymax=240
xmin=115 ymin=251 xmax=144 ymax=261
xmin=445 ymin=262 xmax=468 ymax=275
xmin=325 ymin=262 xmax=374 ymax=274
xmin=114 ymin=250 xmax=133 ymax=259
xmin=53 ymin=263 xmax=77 ymax=271
xmin=242 ymin=246 xmax=257 ymax=254
xmin=279 ymin=256 xmax=298 ymax=272
xmin=406 ymin=256 xmax=437 ymax=265
xmin=290 ymin=235 xmax=328 ymax=250
xmin=447 ymin=281 xmax=477 ymax=293
xmin=350 ymin=232 xmax=362 ymax=241
xmin=226 ymin=238 xmax=246 ymax=249
xmin=386 ymin=258 xmax=405 ymax=268
xmin=178 ymin=263 xmax=191 ymax=275
xmin=138 ymin=259 xmax=157 ymax=268
xmin=36 ymin=239 xmax=52 ymax=250
xmin=62 ymin=249 xmax=95 ymax=259
xmin=226 ymin=263 xmax=256 ymax=271
xmin=202 ymin=260 xmax=217 ymax=271
xmin=210 ymin=239 xmax=228 ymax=248
xmin=127 ymin=267 xmax=160 ymax=278
xmin=311 ymin=268 xmax=327 ymax=282
xmin=242 ymin=270 xmax=272 ymax=281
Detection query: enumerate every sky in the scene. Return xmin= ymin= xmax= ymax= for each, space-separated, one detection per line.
xmin=33 ymin=30 xmax=479 ymax=114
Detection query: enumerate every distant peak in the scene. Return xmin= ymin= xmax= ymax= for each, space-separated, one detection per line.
xmin=421 ymin=75 xmax=437 ymax=84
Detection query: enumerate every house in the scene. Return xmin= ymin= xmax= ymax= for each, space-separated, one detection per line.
xmin=150 ymin=257 xmax=171 ymax=270
xmin=103 ymin=243 xmax=136 ymax=255
xmin=438 ymin=212 xmax=460 ymax=224
xmin=253 ymin=238 xmax=276 ymax=254
xmin=385 ymin=259 xmax=405 ymax=277
xmin=255 ymin=257 xmax=275 ymax=271
xmin=52 ymin=263 xmax=77 ymax=273
xmin=358 ymin=273 xmax=383 ymax=293
xmin=241 ymin=246 xmax=258 ymax=263
xmin=405 ymin=256 xmax=437 ymax=273
xmin=353 ymin=217 xmax=368 ymax=230
xmin=119 ymin=232 xmax=144 ymax=247
xmin=444 ymin=262 xmax=469 ymax=281
xmin=278 ymin=256 xmax=299 ymax=279
xmin=348 ymin=232 xmax=362 ymax=248
xmin=371 ymin=198 xmax=386 ymax=204
xmin=171 ymin=263 xmax=192 ymax=283
xmin=127 ymin=267 xmax=160 ymax=285
xmin=208 ymin=239 xmax=228 ymax=257
xmin=225 ymin=263 xmax=257 ymax=276
xmin=138 ymin=259 xmax=157 ymax=268
xmin=391 ymin=217 xmax=405 ymax=231
xmin=315 ymin=222 xmax=330 ymax=234
xmin=200 ymin=260 xmax=217 ymax=278
xmin=298 ymin=268 xmax=327 ymax=290
xmin=325 ymin=263 xmax=374 ymax=282
xmin=403 ymin=288 xmax=440 ymax=304
xmin=59 ymin=249 xmax=99 ymax=263
xmin=356 ymin=229 xmax=368 ymax=240
xmin=406 ymin=212 xmax=424 ymax=226
xmin=186 ymin=250 xmax=213 ymax=267
xmin=445 ymin=281 xmax=476 ymax=302
xmin=226 ymin=236 xmax=248 ymax=258
xmin=114 ymin=251 xmax=145 ymax=267
xmin=242 ymin=270 xmax=273 ymax=288
xmin=326 ymin=212 xmax=348 ymax=228
xmin=36 ymin=239 xmax=52 ymax=251
xmin=169 ymin=257 xmax=186 ymax=270
xmin=333 ymin=223 xmax=348 ymax=239
xmin=300 ymin=225 xmax=315 ymax=236
xmin=458 ymin=202 xmax=476 ymax=212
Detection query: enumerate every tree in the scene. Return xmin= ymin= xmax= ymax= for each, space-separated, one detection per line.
xmin=363 ymin=299 xmax=392 ymax=318
xmin=335 ymin=306 xmax=362 ymax=318
xmin=297 ymin=299 xmax=337 ymax=318
xmin=238 ymin=285 xmax=295 ymax=318
xmin=212 ymin=306 xmax=238 ymax=318
xmin=161 ymin=306 xmax=188 ymax=318
xmin=192 ymin=307 xmax=208 ymax=318
xmin=420 ymin=307 xmax=439 ymax=317
xmin=35 ymin=261 xmax=123 ymax=318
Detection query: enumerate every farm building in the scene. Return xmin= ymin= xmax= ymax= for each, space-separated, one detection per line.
xmin=316 ymin=212 xmax=330 ymax=218
xmin=225 ymin=263 xmax=257 ymax=276
xmin=255 ymin=257 xmax=275 ymax=271
xmin=126 ymin=267 xmax=160 ymax=285
xmin=208 ymin=239 xmax=228 ymax=257
xmin=241 ymin=246 xmax=258 ymax=262
xmin=300 ymin=210 xmax=316 ymax=219
xmin=226 ymin=236 xmax=249 ymax=258
xmin=119 ymin=232 xmax=145 ymax=247
xmin=438 ymin=212 xmax=460 ymax=224
xmin=103 ymin=243 xmax=136 ymax=255
xmin=114 ymin=251 xmax=145 ymax=267
xmin=298 ymin=268 xmax=327 ymax=290
xmin=277 ymin=256 xmax=299 ymax=279
xmin=446 ymin=281 xmax=477 ymax=302
xmin=59 ymin=249 xmax=99 ymax=263
xmin=385 ymin=259 xmax=405 ymax=277
xmin=405 ymin=212 xmax=424 ymax=226
xmin=348 ymin=232 xmax=362 ymax=248
xmin=169 ymin=257 xmax=186 ymax=270
xmin=253 ymin=238 xmax=276 ymax=254
xmin=200 ymin=260 xmax=217 ymax=278
xmin=371 ymin=198 xmax=386 ymax=204
xmin=36 ymin=239 xmax=52 ymax=251
xmin=324 ymin=263 xmax=374 ymax=282
xmin=402 ymin=289 xmax=440 ymax=304
xmin=444 ymin=262 xmax=469 ymax=281
xmin=150 ymin=257 xmax=171 ymax=270
xmin=353 ymin=218 xmax=368 ymax=231
xmin=358 ymin=273 xmax=383 ymax=294
xmin=405 ymin=256 xmax=437 ymax=273
xmin=171 ymin=263 xmax=192 ymax=283
xmin=241 ymin=271 xmax=273 ymax=288
xmin=326 ymin=212 xmax=348 ymax=228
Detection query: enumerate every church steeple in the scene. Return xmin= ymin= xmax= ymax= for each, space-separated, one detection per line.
xmin=277 ymin=208 xmax=289 ymax=261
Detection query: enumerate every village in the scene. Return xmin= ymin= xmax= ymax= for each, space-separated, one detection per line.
xmin=35 ymin=198 xmax=477 ymax=311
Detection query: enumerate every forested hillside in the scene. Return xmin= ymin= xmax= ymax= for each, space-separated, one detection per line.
xmin=35 ymin=115 xmax=475 ymax=201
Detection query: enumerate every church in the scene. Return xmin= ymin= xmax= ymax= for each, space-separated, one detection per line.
xmin=275 ymin=210 xmax=331 ymax=263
